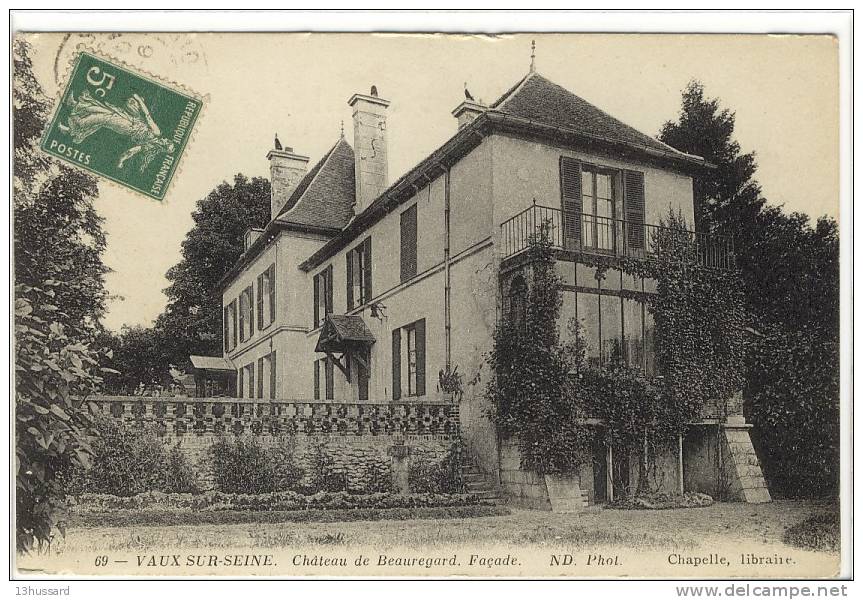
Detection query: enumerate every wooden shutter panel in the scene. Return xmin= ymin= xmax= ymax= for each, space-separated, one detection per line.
xmin=415 ymin=319 xmax=426 ymax=396
xmin=560 ymin=157 xmax=583 ymax=249
xmin=238 ymin=367 xmax=244 ymax=399
xmin=325 ymin=357 xmax=334 ymax=400
xmin=364 ymin=238 xmax=373 ymax=301
xmin=400 ymin=205 xmax=417 ymax=282
xmin=248 ymin=365 xmax=254 ymax=400
xmin=327 ymin=265 xmax=334 ymax=315
xmin=257 ymin=357 xmax=264 ymax=398
xmin=314 ymin=360 xmax=320 ymax=400
xmin=268 ymin=264 xmax=276 ymax=324
xmin=223 ymin=306 xmax=229 ymax=352
xmin=270 ymin=351 xmax=277 ymax=399
xmin=624 ymin=170 xmax=646 ymax=251
xmin=346 ymin=250 xmax=354 ymax=310
xmin=248 ymin=286 xmax=254 ymax=339
xmin=313 ymin=274 xmax=320 ymax=327
xmin=239 ymin=292 xmax=246 ymax=342
xmin=231 ymin=304 xmax=237 ymax=349
xmin=257 ymin=274 xmax=264 ymax=330
xmin=392 ymin=329 xmax=401 ymax=400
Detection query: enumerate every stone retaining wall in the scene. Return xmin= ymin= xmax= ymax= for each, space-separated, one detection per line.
xmin=88 ymin=396 xmax=459 ymax=491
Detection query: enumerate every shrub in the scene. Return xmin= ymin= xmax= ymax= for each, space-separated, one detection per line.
xmin=783 ymin=512 xmax=840 ymax=552
xmin=209 ymin=434 xmax=305 ymax=494
xmin=80 ymin=416 xmax=200 ymax=496
xmin=306 ymin=440 xmax=345 ymax=493
xmin=408 ymin=444 xmax=464 ymax=494
xmin=209 ymin=435 xmax=275 ymax=494
xmin=356 ymin=459 xmax=395 ymax=494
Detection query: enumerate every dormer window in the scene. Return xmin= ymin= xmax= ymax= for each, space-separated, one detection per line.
xmin=244 ymin=228 xmax=263 ymax=252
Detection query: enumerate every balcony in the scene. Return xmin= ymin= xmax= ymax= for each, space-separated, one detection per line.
xmin=500 ymin=204 xmax=734 ymax=269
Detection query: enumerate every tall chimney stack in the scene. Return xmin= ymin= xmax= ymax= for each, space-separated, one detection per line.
xmin=267 ymin=135 xmax=309 ymax=219
xmin=348 ymin=86 xmax=390 ymax=213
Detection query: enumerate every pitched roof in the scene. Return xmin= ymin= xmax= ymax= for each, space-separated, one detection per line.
xmin=275 ymin=137 xmax=356 ymax=231
xmin=189 ymin=355 xmax=235 ymax=371
xmin=315 ymin=314 xmax=376 ymax=353
xmin=491 ymin=72 xmax=687 ymax=157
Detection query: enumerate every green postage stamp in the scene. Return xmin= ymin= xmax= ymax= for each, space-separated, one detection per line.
xmin=41 ymin=52 xmax=202 ymax=200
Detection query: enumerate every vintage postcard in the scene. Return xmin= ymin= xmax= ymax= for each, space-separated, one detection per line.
xmin=11 ymin=21 xmax=847 ymax=584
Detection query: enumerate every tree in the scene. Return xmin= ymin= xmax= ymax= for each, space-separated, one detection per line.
xmin=153 ymin=175 xmax=271 ymax=371
xmin=98 ymin=326 xmax=166 ymax=394
xmin=13 ymin=38 xmax=109 ymax=340
xmin=14 ymin=38 xmax=110 ymax=551
xmin=659 ymin=80 xmax=840 ymax=497
xmin=15 ymin=284 xmax=103 ymax=552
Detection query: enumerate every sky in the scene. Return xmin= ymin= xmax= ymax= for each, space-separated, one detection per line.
xmin=23 ymin=32 xmax=839 ymax=331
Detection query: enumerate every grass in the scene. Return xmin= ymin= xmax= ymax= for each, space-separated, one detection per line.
xmin=783 ymin=512 xmax=840 ymax=552
xmin=68 ymin=505 xmax=510 ymax=528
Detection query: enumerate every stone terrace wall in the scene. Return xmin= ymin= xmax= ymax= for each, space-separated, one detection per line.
xmin=88 ymin=396 xmax=459 ymax=491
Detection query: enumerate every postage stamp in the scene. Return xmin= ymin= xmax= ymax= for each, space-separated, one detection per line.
xmin=40 ymin=51 xmax=202 ymax=200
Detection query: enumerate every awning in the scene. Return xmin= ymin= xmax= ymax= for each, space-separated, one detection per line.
xmin=189 ymin=355 xmax=235 ymax=372
xmin=315 ymin=315 xmax=376 ymax=382
xmin=315 ymin=314 xmax=376 ymax=353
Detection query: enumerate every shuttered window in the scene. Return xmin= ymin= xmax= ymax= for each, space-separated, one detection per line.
xmin=223 ymin=306 xmax=230 ymax=352
xmin=624 ymin=170 xmax=646 ymax=250
xmin=324 ymin=356 xmax=334 ymax=400
xmin=393 ymin=318 xmax=426 ymax=399
xmin=239 ymin=286 xmax=254 ymax=342
xmin=257 ymin=356 xmax=264 ymax=398
xmin=257 ymin=264 xmax=276 ymax=330
xmin=560 ymin=157 xmax=583 ymax=249
xmin=400 ymin=204 xmax=418 ymax=282
xmin=314 ymin=360 xmax=320 ymax=400
xmin=237 ymin=367 xmax=243 ymax=399
xmin=313 ymin=265 xmax=333 ymax=328
xmin=347 ymin=237 xmax=372 ymax=310
xmin=224 ymin=301 xmax=237 ymax=352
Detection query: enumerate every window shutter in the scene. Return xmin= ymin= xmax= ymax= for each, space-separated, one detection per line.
xmin=231 ymin=304 xmax=237 ymax=349
xmin=325 ymin=265 xmax=334 ymax=315
xmin=392 ymin=329 xmax=401 ymax=400
xmin=325 ymin=357 xmax=334 ymax=400
xmin=223 ymin=306 xmax=229 ymax=352
xmin=346 ymin=250 xmax=354 ymax=310
xmin=270 ymin=351 xmax=277 ymax=399
xmin=364 ymin=238 xmax=373 ymax=301
xmin=400 ymin=205 xmax=417 ymax=282
xmin=415 ymin=319 xmax=426 ymax=396
xmin=238 ymin=367 xmax=244 ymax=399
xmin=268 ymin=264 xmax=276 ymax=324
xmin=257 ymin=274 xmax=264 ymax=330
xmin=257 ymin=357 xmax=264 ymax=398
xmin=314 ymin=360 xmax=320 ymax=400
xmin=248 ymin=365 xmax=254 ymax=400
xmin=560 ymin=157 xmax=583 ymax=249
xmin=239 ymin=293 xmax=246 ymax=342
xmin=313 ymin=274 xmax=320 ymax=327
xmin=624 ymin=170 xmax=646 ymax=250
xmin=248 ymin=286 xmax=254 ymax=339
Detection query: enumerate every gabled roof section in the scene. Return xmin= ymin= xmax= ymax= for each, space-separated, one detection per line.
xmin=491 ymin=71 xmax=686 ymax=158
xmin=275 ymin=137 xmax=356 ymax=231
xmin=315 ymin=314 xmax=376 ymax=353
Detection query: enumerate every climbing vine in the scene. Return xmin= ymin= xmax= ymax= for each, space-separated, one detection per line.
xmin=487 ymin=210 xmax=748 ymax=490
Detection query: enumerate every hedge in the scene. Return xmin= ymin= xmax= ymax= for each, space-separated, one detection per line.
xmin=68 ymin=505 xmax=510 ymax=528
xmin=72 ymin=490 xmax=491 ymax=513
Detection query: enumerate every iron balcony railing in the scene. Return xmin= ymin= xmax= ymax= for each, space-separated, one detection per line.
xmin=500 ymin=204 xmax=735 ymax=269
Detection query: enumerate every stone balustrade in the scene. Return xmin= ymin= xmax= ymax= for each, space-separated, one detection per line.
xmin=87 ymin=395 xmax=460 ymax=439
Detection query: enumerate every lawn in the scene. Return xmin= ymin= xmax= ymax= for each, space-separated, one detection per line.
xmin=17 ymin=500 xmax=840 ymax=578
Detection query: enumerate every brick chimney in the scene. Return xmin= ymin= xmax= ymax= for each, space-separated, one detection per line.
xmin=348 ymin=86 xmax=390 ymax=213
xmin=267 ymin=135 xmax=309 ymax=219
xmin=452 ymin=99 xmax=485 ymax=130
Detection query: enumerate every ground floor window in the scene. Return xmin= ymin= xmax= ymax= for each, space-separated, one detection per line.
xmin=237 ymin=363 xmax=255 ymax=398
xmin=314 ymin=356 xmax=334 ymax=400
xmin=392 ymin=318 xmax=426 ymax=400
